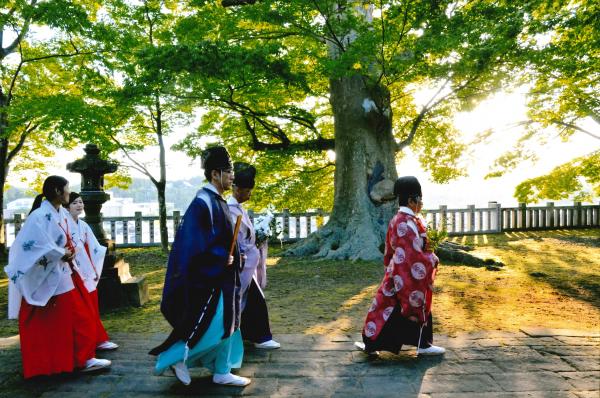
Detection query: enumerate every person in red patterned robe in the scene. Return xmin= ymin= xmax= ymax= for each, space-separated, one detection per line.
xmin=356 ymin=176 xmax=445 ymax=356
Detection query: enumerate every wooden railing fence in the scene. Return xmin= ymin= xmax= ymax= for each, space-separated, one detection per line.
xmin=4 ymin=201 xmax=597 ymax=248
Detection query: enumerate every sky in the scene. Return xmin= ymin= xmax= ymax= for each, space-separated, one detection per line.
xmin=19 ymin=88 xmax=599 ymax=210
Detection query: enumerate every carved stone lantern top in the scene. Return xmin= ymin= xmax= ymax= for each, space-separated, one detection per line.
xmin=66 ymin=144 xmax=118 ymax=192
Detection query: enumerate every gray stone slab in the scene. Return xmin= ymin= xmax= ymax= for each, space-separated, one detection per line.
xmin=455 ymin=331 xmax=528 ymax=340
xmin=573 ymin=391 xmax=600 ymax=398
xmin=442 ymin=336 xmax=477 ymax=349
xmin=263 ymin=333 xmax=316 ymax=347
xmin=521 ymin=328 xmax=600 ymax=338
xmin=429 ymin=392 xmax=578 ymax=398
xmin=332 ymin=392 xmax=430 ymax=398
xmin=533 ymin=345 xmax=600 ymax=357
xmin=276 ymin=376 xmax=362 ymax=395
xmin=490 ymin=371 xmax=572 ymax=392
xmin=40 ymin=393 xmax=102 ymax=398
xmin=268 ymin=350 xmax=353 ymax=364
xmin=456 ymin=346 xmax=546 ymax=361
xmin=113 ymin=376 xmax=176 ymax=393
xmin=561 ymin=356 xmax=600 ymax=371
xmin=475 ymin=338 xmax=505 ymax=347
xmin=329 ymin=359 xmax=443 ymax=379
xmin=513 ymin=337 xmax=565 ymax=346
xmin=238 ymin=378 xmax=279 ymax=396
xmin=553 ymin=336 xmax=600 ymax=346
xmin=559 ymin=371 xmax=600 ymax=391
xmin=422 ymin=360 xmax=503 ymax=375
xmin=361 ymin=375 xmax=417 ymax=394
xmin=243 ymin=363 xmax=324 ymax=378
xmin=416 ymin=374 xmax=502 ymax=393
xmin=239 ymin=349 xmax=272 ymax=363
xmin=492 ymin=353 xmax=577 ymax=372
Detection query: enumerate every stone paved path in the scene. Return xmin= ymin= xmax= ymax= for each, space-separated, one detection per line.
xmin=0 ymin=328 xmax=598 ymax=397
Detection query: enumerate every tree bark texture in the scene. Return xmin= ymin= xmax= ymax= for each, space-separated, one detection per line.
xmin=0 ymin=95 xmax=10 ymax=254
xmin=288 ymin=75 xmax=398 ymax=260
xmin=156 ymin=181 xmax=168 ymax=252
xmin=155 ymin=98 xmax=169 ymax=253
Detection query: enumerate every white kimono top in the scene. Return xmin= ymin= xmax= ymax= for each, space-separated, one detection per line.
xmin=67 ymin=217 xmax=106 ymax=293
xmin=5 ymin=200 xmax=72 ymax=319
xmin=227 ymin=197 xmax=268 ymax=297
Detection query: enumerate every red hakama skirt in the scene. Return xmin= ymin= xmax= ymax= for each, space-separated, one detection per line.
xmin=18 ymin=272 xmax=97 ymax=379
xmin=89 ymin=289 xmax=109 ymax=345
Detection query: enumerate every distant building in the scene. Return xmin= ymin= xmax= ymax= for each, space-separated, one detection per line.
xmin=4 ymin=198 xmax=34 ymax=218
xmin=101 ymin=192 xmax=175 ymax=217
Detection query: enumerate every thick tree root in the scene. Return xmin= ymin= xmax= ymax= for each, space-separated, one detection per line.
xmin=436 ymin=242 xmax=504 ymax=269
xmin=285 ymin=227 xmax=504 ymax=269
xmin=284 ymin=222 xmax=384 ymax=261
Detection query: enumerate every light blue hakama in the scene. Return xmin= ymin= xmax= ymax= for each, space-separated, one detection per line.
xmin=155 ymin=293 xmax=244 ymax=375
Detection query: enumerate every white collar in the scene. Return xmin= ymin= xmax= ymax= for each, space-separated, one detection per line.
xmin=40 ymin=200 xmax=64 ymax=221
xmin=227 ymin=196 xmax=240 ymax=205
xmin=399 ymin=206 xmax=416 ymax=216
xmin=202 ymin=183 xmax=226 ymax=199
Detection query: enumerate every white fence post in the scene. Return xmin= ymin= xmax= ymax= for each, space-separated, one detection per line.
xmin=468 ymin=205 xmax=475 ymax=233
xmin=135 ymin=212 xmax=142 ymax=244
xmin=439 ymin=205 xmax=447 ymax=231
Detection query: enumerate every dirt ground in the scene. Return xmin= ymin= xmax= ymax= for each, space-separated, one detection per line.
xmin=265 ymin=229 xmax=600 ymax=336
xmin=0 ymin=229 xmax=598 ymax=338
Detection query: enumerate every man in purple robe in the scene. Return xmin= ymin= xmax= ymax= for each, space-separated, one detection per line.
xmin=227 ymin=162 xmax=280 ymax=349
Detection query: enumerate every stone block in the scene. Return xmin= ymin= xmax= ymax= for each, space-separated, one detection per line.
xmin=122 ymin=275 xmax=149 ymax=307
xmin=277 ymin=376 xmax=362 ymax=396
xmin=562 ymin=356 xmax=600 ymax=371
xmin=490 ymin=371 xmax=571 ymax=392
xmin=416 ymin=374 xmax=502 ymax=394
xmin=521 ymin=328 xmax=600 ymax=338
xmin=559 ymin=371 xmax=600 ymax=391
xmin=533 ymin=345 xmax=600 ymax=357
xmin=429 ymin=392 xmax=577 ymax=398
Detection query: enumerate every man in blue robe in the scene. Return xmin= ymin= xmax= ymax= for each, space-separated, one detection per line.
xmin=149 ymin=146 xmax=250 ymax=387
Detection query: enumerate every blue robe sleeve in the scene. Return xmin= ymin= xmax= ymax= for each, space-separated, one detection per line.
xmin=160 ymin=197 xmax=229 ymax=329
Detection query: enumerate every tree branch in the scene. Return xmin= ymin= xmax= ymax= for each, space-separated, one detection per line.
xmin=0 ymin=0 xmax=38 ymax=60
xmin=7 ymin=59 xmax=24 ymax=105
xmin=550 ymin=120 xmax=600 ymax=140
xmin=312 ymin=0 xmax=346 ymax=52
xmin=6 ymin=122 xmax=38 ymax=164
xmin=516 ymin=119 xmax=600 ymax=140
xmin=242 ymin=117 xmax=334 ymax=151
xmin=397 ymin=79 xmax=450 ymax=150
xmin=107 ymin=133 xmax=158 ymax=185
xmin=221 ymin=0 xmax=258 ymax=6
xmin=22 ymin=49 xmax=105 ymax=64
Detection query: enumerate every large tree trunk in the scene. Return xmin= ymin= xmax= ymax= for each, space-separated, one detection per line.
xmin=0 ymin=158 xmax=7 ymax=255
xmin=156 ymin=180 xmax=168 ymax=252
xmin=288 ymin=75 xmax=398 ymax=260
xmin=155 ymin=97 xmax=169 ymax=252
xmin=0 ymin=97 xmax=9 ymax=255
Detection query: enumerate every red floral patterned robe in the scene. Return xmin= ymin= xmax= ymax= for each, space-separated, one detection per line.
xmin=363 ymin=208 xmax=439 ymax=342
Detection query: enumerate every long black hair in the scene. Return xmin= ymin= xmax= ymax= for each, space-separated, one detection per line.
xmin=68 ymin=192 xmax=81 ymax=206
xmin=29 ymin=176 xmax=69 ymax=215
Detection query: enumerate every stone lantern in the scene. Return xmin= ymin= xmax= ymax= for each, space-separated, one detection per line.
xmin=67 ymin=144 xmax=148 ymax=311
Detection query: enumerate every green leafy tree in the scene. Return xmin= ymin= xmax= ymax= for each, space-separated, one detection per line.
xmin=0 ymin=0 xmax=108 ymax=253
xmin=514 ymin=151 xmax=600 ymax=203
xmin=88 ymin=0 xmax=195 ymax=252
xmin=126 ymin=0 xmax=594 ymax=259
xmin=154 ymin=1 xmax=539 ymax=260
xmin=483 ymin=1 xmax=599 ymax=196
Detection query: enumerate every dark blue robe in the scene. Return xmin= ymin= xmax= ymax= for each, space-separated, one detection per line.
xmin=150 ymin=187 xmax=241 ymax=355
